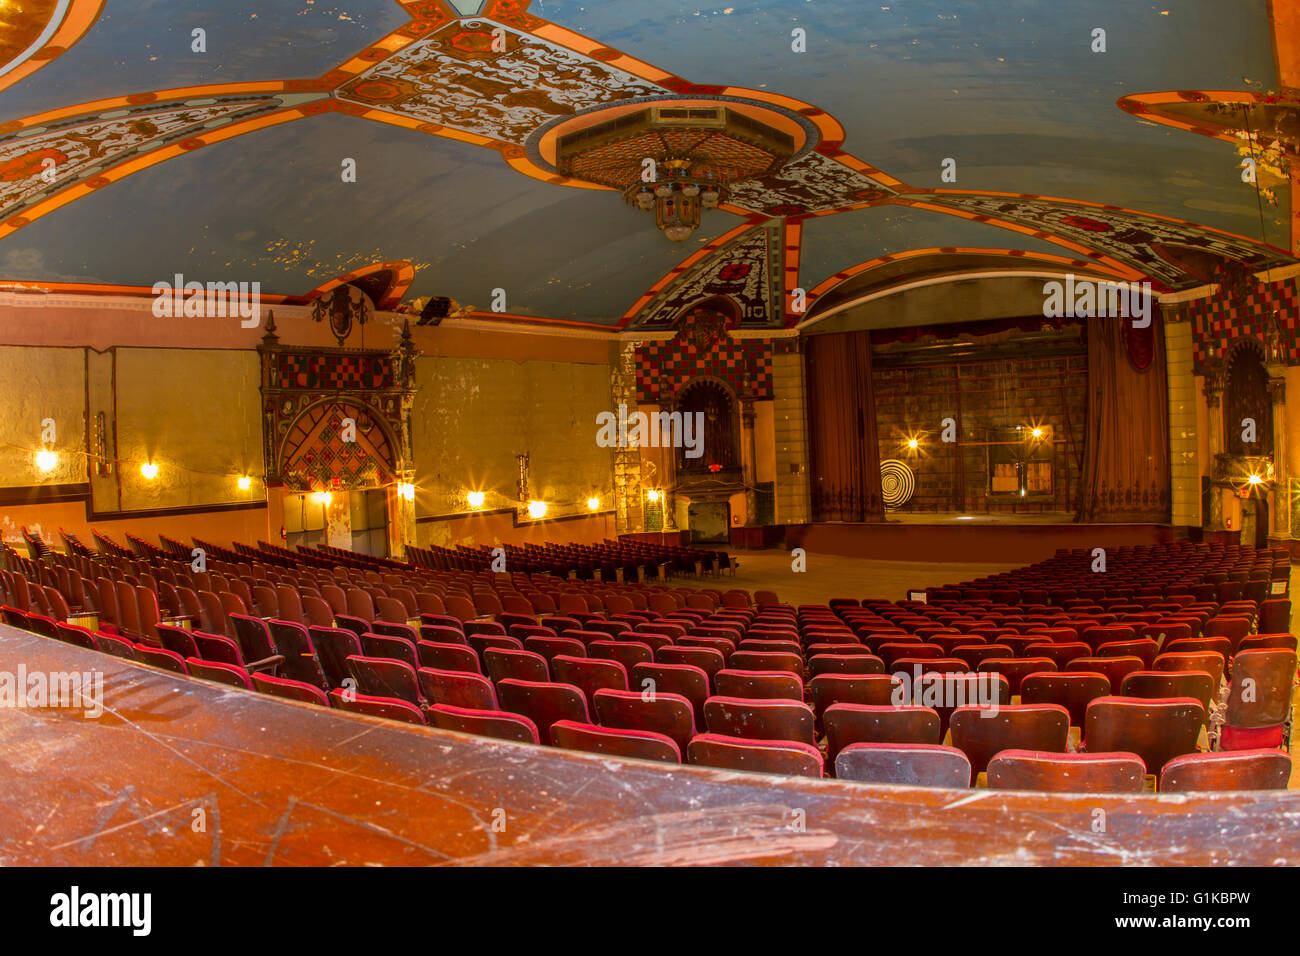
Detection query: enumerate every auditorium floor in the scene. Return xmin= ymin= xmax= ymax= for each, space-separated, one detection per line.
xmin=718 ymin=550 xmax=1023 ymax=606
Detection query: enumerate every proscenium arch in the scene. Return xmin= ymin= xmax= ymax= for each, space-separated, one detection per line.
xmin=798 ymin=268 xmax=1139 ymax=334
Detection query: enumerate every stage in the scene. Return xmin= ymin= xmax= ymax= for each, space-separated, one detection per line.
xmin=772 ymin=516 xmax=1177 ymax=565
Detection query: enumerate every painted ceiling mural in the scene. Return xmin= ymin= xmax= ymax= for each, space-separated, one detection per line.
xmin=0 ymin=0 xmax=1291 ymax=327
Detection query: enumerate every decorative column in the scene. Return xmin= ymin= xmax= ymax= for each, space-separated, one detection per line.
xmin=392 ymin=321 xmax=419 ymax=558
xmin=388 ymin=474 xmax=417 ymax=559
xmin=1202 ymin=365 xmax=1226 ymax=532
xmin=611 ymin=342 xmax=644 ymax=534
xmin=740 ymin=396 xmax=758 ymax=526
xmin=1267 ymin=373 xmax=1289 ymax=540
xmin=661 ymin=398 xmax=678 ymax=532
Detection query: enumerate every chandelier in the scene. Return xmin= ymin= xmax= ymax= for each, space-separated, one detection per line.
xmin=628 ymin=160 xmax=724 ymax=241
xmin=556 ymin=105 xmax=795 ymax=242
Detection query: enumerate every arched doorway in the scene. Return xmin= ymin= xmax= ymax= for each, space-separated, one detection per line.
xmin=278 ymin=399 xmax=399 ymax=556
xmin=1241 ymin=492 xmax=1270 ymax=549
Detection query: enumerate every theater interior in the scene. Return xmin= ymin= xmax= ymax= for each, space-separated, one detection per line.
xmin=0 ymin=0 xmax=1299 ymax=871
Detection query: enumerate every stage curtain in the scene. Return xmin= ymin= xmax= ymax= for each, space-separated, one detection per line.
xmin=1078 ymin=316 xmax=1171 ymax=522
xmin=806 ymin=330 xmax=885 ymax=522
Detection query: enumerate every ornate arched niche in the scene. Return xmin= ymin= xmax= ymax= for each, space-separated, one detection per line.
xmin=675 ymin=377 xmax=741 ymax=475
xmin=258 ymin=315 xmax=418 ymax=490
xmin=1224 ymin=337 xmax=1273 ymax=459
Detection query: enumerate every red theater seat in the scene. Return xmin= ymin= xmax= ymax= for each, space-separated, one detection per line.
xmin=1221 ymin=649 xmax=1297 ymax=751
xmin=714 ymin=669 xmax=803 ymax=700
xmin=949 ymin=704 xmax=1070 ymax=775
xmin=484 ymin=647 xmax=550 ymax=685
xmin=417 ymin=640 xmax=481 ymax=675
xmin=186 ymin=658 xmax=253 ymax=691
xmin=986 ymin=750 xmax=1145 ymax=793
xmin=1020 ymin=672 xmax=1111 ymax=727
xmin=823 ymin=704 xmax=941 ymax=761
xmin=417 ymin=668 xmax=498 ymax=710
xmin=703 ymin=696 xmax=815 ymax=745
xmin=1159 ymin=749 xmax=1292 ymax=792
xmin=687 ymin=734 xmax=823 ymax=778
xmin=497 ymin=679 xmax=589 ymax=744
xmin=550 ymin=655 xmax=629 ymax=712
xmin=834 ymin=743 xmax=971 ymax=788
xmin=252 ymin=672 xmax=330 ymax=707
xmin=429 ymin=704 xmax=540 ymax=745
xmin=1083 ymin=696 xmax=1205 ymax=773
xmin=550 ymin=721 xmax=680 ymax=763
xmin=330 ymin=689 xmax=426 ymax=725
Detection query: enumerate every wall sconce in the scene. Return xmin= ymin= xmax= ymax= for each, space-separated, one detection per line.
xmin=467 ymin=490 xmax=486 ymax=509
xmin=398 ymin=482 xmax=415 ymax=501
xmin=237 ymin=475 xmax=252 ymax=490
xmin=527 ymin=500 xmax=547 ymax=519
xmin=140 ymin=462 xmax=159 ymax=480
xmin=94 ymin=411 xmax=113 ymax=477
xmin=313 ymin=491 xmax=332 ymax=506
xmin=516 ymin=453 xmax=530 ymax=502
xmin=35 ymin=449 xmax=58 ymax=472
xmin=587 ymin=497 xmax=600 ymax=511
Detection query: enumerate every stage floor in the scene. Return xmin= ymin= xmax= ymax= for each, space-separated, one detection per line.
xmin=888 ymin=512 xmax=1080 ymax=524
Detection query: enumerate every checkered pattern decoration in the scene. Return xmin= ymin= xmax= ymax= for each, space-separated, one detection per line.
xmin=276 ymin=351 xmax=395 ymax=390
xmin=1188 ymin=267 xmax=1299 ymax=370
xmin=280 ymin=400 xmax=396 ymax=492
xmin=635 ymin=307 xmax=774 ymax=403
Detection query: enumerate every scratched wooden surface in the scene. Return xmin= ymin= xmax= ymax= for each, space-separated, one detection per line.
xmin=1 ymin=624 xmax=1297 ymax=866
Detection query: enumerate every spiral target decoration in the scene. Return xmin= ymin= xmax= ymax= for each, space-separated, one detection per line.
xmin=880 ymin=459 xmax=915 ymax=510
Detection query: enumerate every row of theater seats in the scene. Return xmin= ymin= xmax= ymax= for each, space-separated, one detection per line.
xmin=932 ymin=541 xmax=1290 ymax=607
xmin=407 ymin=540 xmax=736 ymax=580
xmin=2 ymin=537 xmax=771 ymax=650
xmin=2 ymin=556 xmax=1294 ymax=792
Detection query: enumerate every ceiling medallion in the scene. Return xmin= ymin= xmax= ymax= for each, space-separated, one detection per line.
xmin=555 ymin=104 xmax=796 ymax=241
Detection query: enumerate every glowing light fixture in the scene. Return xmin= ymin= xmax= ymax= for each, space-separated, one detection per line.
xmin=398 ymin=482 xmax=416 ymax=501
xmin=140 ymin=462 xmax=159 ymax=480
xmin=1031 ymin=427 xmax=1044 ymax=439
xmin=647 ymin=489 xmax=661 ymax=503
xmin=907 ymin=438 xmax=920 ymax=450
xmin=34 ymin=449 xmax=57 ymax=472
xmin=555 ymin=106 xmax=795 ymax=242
xmin=527 ymin=500 xmax=548 ymax=520
xmin=1247 ymin=473 xmax=1263 ymax=486
xmin=313 ymin=491 xmax=332 ymax=506
xmin=237 ymin=475 xmax=252 ymax=490
xmin=587 ymin=497 xmax=600 ymax=511
xmin=467 ymin=491 xmax=486 ymax=509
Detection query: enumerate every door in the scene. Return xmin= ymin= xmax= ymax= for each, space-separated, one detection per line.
xmin=284 ymin=493 xmax=328 ymax=551
xmin=350 ymin=488 xmax=389 ymax=557
xmin=688 ymin=500 xmax=730 ymax=544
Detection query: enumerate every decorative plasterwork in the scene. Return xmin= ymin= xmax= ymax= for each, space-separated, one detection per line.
xmin=624 ymin=221 xmax=782 ymax=330
xmin=0 ymin=0 xmax=1290 ymax=328
xmin=900 ymin=192 xmax=1294 ymax=290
